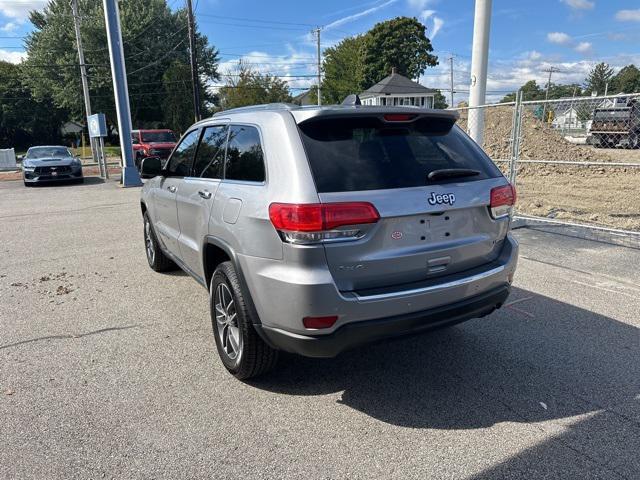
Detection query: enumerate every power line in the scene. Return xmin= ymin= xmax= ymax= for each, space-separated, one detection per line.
xmin=196 ymin=13 xmax=315 ymax=27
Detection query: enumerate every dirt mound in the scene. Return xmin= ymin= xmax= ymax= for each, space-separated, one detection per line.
xmin=457 ymin=107 xmax=639 ymax=231
xmin=457 ymin=107 xmax=610 ymax=162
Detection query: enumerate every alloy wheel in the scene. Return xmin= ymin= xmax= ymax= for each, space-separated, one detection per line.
xmin=215 ymin=282 xmax=243 ymax=362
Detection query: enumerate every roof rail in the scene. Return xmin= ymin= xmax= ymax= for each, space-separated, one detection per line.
xmin=211 ymin=103 xmax=300 ymax=117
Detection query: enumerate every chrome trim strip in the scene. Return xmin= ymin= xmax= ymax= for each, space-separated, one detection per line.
xmin=354 ymin=265 xmax=506 ymax=301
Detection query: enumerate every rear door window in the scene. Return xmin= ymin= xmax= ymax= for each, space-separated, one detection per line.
xmin=298 ymin=117 xmax=501 ymax=193
xmin=192 ymin=125 xmax=227 ymax=179
xmin=224 ymin=125 xmax=265 ymax=182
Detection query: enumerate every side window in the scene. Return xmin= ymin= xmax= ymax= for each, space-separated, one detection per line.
xmin=225 ymin=125 xmax=265 ymax=182
xmin=131 ymin=132 xmax=139 ymax=145
xmin=192 ymin=125 xmax=227 ymax=179
xmin=166 ymin=129 xmax=199 ymax=176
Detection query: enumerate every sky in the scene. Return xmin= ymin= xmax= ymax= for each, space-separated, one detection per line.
xmin=1 ymin=0 xmax=640 ymax=103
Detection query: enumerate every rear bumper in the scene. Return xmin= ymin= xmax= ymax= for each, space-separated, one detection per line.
xmin=239 ymin=234 xmax=518 ymax=350
xmin=257 ymin=284 xmax=510 ymax=357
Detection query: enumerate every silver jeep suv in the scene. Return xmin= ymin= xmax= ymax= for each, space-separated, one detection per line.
xmin=139 ymin=103 xmax=518 ymax=379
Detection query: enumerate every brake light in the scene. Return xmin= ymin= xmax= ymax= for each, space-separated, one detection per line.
xmin=269 ymin=202 xmax=379 ymax=244
xmin=303 ymin=315 xmax=338 ymax=329
xmin=490 ymin=184 xmax=516 ymax=219
xmin=383 ymin=114 xmax=416 ymax=122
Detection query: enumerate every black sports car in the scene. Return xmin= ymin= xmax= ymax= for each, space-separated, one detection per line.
xmin=22 ymin=146 xmax=84 ymax=186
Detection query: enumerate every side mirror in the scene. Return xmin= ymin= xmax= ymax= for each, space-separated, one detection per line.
xmin=140 ymin=156 xmax=162 ymax=179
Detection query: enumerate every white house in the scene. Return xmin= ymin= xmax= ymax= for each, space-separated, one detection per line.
xmin=552 ymin=107 xmax=582 ymax=129
xmin=360 ymin=68 xmax=436 ymax=108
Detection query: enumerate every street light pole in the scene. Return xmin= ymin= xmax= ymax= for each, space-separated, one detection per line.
xmin=468 ymin=0 xmax=492 ymax=146
xmin=103 ymin=0 xmax=141 ymax=187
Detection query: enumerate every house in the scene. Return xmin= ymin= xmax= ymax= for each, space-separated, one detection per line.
xmin=551 ymin=107 xmax=582 ymax=129
xmin=292 ymin=89 xmax=315 ymax=106
xmin=360 ymin=68 xmax=436 ymax=108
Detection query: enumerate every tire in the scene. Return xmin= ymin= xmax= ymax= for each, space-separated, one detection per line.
xmin=210 ymin=261 xmax=278 ymax=380
xmin=24 ymin=180 xmax=32 ymax=187
xmin=143 ymin=212 xmax=176 ymax=272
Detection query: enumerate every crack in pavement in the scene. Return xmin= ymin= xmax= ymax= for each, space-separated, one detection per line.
xmin=0 ymin=325 xmax=140 ymax=350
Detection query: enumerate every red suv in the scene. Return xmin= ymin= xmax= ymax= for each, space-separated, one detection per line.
xmin=131 ymin=129 xmax=177 ymax=168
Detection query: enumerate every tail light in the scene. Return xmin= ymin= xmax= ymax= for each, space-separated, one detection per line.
xmin=490 ymin=184 xmax=517 ymax=219
xmin=269 ymin=202 xmax=379 ymax=244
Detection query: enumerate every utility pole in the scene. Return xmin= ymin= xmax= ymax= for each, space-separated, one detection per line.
xmin=449 ymin=55 xmax=455 ymax=108
xmin=313 ymin=27 xmax=322 ymax=105
xmin=103 ymin=0 xmax=141 ymax=187
xmin=70 ymin=0 xmax=98 ymax=169
xmin=542 ymin=66 xmax=560 ymax=122
xmin=186 ymin=0 xmax=201 ymax=122
xmin=604 ymin=81 xmax=609 ymax=97
xmin=468 ymin=0 xmax=492 ymax=146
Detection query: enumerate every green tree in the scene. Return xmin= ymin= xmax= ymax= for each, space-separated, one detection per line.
xmin=216 ymin=67 xmax=292 ymax=110
xmin=501 ymin=80 xmax=544 ymax=102
xmin=0 ymin=61 xmax=67 ymax=149
xmin=433 ymin=90 xmax=448 ymax=109
xmin=161 ymin=61 xmax=193 ymax=134
xmin=22 ymin=0 xmax=219 ymax=131
xmin=361 ymin=17 xmax=438 ymax=88
xmin=611 ymin=64 xmax=640 ymax=94
xmin=321 ymin=35 xmax=365 ymax=104
xmin=584 ymin=62 xmax=614 ymax=95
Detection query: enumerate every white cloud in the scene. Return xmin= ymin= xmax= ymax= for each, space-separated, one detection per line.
xmin=0 ymin=49 xmax=27 ymax=63
xmin=560 ymin=0 xmax=594 ymax=10
xmin=419 ymin=10 xmax=443 ymax=39
xmin=407 ymin=0 xmax=435 ymax=9
xmin=324 ymin=0 xmax=398 ymax=30
xmin=419 ymin=9 xmax=435 ymax=21
xmin=547 ymin=32 xmax=572 ymax=45
xmin=574 ymin=41 xmax=592 ymax=54
xmin=0 ymin=0 xmax=47 ymax=21
xmin=432 ymin=17 xmax=444 ymax=39
xmin=1 ymin=22 xmax=19 ymax=32
xmin=615 ymin=9 xmax=640 ymax=22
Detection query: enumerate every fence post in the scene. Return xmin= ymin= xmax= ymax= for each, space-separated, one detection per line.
xmin=509 ymin=90 xmax=523 ymax=185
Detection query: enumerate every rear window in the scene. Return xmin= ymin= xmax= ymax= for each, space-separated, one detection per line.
xmin=298 ymin=116 xmax=501 ymax=193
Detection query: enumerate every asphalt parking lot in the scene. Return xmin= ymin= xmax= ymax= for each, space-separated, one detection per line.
xmin=1 ymin=178 xmax=639 ymax=479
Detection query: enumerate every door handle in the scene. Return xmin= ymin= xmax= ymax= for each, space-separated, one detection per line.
xmin=198 ymin=190 xmax=212 ymax=199
xmin=167 ymin=185 xmax=176 ymax=193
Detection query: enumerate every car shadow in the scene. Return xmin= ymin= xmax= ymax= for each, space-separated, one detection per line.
xmin=249 ymin=287 xmax=639 ymax=475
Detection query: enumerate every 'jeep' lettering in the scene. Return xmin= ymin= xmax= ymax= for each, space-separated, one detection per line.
xmin=428 ymin=192 xmax=456 ymax=206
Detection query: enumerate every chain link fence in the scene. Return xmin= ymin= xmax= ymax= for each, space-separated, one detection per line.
xmin=454 ymin=93 xmax=640 ymax=249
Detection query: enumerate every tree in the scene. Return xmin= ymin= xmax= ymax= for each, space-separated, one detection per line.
xmin=216 ymin=66 xmax=292 ymax=110
xmin=22 ymin=0 xmax=219 ymax=131
xmin=500 ymin=80 xmax=583 ymax=102
xmin=0 ymin=61 xmax=67 ymax=149
xmin=584 ymin=62 xmax=614 ymax=95
xmin=361 ymin=17 xmax=438 ymax=88
xmin=611 ymin=64 xmax=640 ymax=94
xmin=321 ymin=35 xmax=365 ymax=104
xmin=433 ymin=90 xmax=448 ymax=109
xmin=161 ymin=61 xmax=193 ymax=134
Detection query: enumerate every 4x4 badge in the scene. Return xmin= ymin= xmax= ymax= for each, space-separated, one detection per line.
xmin=428 ymin=192 xmax=456 ymax=206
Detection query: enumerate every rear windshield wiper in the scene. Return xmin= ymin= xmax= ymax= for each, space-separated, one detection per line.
xmin=427 ymin=168 xmax=481 ymax=181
